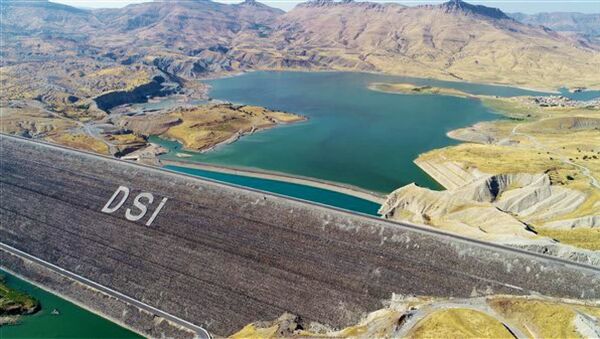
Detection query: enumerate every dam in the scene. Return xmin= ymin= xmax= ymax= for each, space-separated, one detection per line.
xmin=1 ymin=134 xmax=600 ymax=338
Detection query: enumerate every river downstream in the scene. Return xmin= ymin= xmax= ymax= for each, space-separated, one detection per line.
xmin=0 ymin=270 xmax=139 ymax=338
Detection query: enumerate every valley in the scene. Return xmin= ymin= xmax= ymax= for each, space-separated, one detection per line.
xmin=1 ymin=0 xmax=600 ymax=337
xmin=2 ymin=0 xmax=600 ymax=164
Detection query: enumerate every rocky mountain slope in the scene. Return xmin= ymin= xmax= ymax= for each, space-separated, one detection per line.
xmin=2 ymin=0 xmax=600 ymax=92
xmin=257 ymin=0 xmax=600 ymax=89
xmin=510 ymin=12 xmax=600 ymax=38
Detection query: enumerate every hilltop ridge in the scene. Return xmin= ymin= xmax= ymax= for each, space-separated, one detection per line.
xmin=2 ymin=0 xmax=599 ymax=90
xmin=437 ymin=0 xmax=510 ymax=20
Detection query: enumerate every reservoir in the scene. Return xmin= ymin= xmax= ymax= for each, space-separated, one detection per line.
xmin=4 ymin=73 xmax=592 ymax=337
xmin=156 ymin=71 xmax=548 ymax=193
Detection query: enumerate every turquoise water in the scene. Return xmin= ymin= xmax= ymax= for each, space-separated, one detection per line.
xmin=128 ymin=97 xmax=206 ymax=112
xmin=157 ymin=71 xmax=550 ymax=193
xmin=558 ymin=87 xmax=600 ymax=101
xmin=164 ymin=165 xmax=381 ymax=216
xmin=0 ymin=270 xmax=140 ymax=339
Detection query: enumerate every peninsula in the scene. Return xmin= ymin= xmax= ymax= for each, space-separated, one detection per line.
xmin=376 ymin=82 xmax=600 ymax=261
xmin=3 ymin=0 xmax=600 ymax=161
xmin=1 ymin=100 xmax=305 ymax=163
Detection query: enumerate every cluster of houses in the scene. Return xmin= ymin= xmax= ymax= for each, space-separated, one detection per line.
xmin=532 ymin=96 xmax=600 ymax=109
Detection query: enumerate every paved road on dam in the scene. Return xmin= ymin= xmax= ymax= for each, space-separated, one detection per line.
xmin=1 ymin=134 xmax=600 ymax=336
xmin=0 ymin=242 xmax=211 ymax=338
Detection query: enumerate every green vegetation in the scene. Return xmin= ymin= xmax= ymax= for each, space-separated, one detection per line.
xmin=0 ymin=274 xmax=40 ymax=316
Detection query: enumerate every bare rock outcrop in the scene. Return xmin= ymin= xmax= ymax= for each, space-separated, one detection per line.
xmin=379 ymin=183 xmax=537 ymax=242
xmin=381 ymin=172 xmax=598 ymax=264
xmin=116 ymin=115 xmax=182 ymax=136
xmin=545 ymin=216 xmax=600 ymax=230
xmin=574 ymin=312 xmax=600 ymax=338
xmin=454 ymin=173 xmax=587 ymax=221
xmin=510 ymin=241 xmax=600 ymax=267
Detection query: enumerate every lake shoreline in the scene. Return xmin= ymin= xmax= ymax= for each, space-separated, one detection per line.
xmin=185 ymin=71 xmax=514 ymax=192
xmin=201 ymin=68 xmax=568 ymax=94
xmin=367 ymin=82 xmax=474 ymax=98
xmin=0 ymin=267 xmax=145 ymax=338
xmin=195 ymin=115 xmax=308 ymax=154
xmin=161 ymin=159 xmax=386 ymax=204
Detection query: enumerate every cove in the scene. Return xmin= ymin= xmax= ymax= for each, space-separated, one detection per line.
xmin=156 ymin=71 xmax=550 ymax=193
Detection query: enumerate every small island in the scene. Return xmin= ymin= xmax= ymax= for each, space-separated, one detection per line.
xmin=369 ymin=82 xmax=473 ymax=98
xmin=0 ymin=274 xmax=40 ymax=326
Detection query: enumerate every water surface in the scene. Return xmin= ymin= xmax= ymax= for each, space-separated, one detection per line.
xmin=558 ymin=87 xmax=600 ymax=101
xmin=0 ymin=270 xmax=140 ymax=339
xmin=157 ymin=71 xmax=549 ymax=193
xmin=164 ymin=165 xmax=381 ymax=215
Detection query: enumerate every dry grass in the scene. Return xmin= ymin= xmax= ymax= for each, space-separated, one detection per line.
xmin=85 ymin=66 xmax=152 ymax=93
xmin=416 ymin=96 xmax=600 ymax=248
xmin=47 ymin=133 xmax=109 ymax=155
xmin=106 ymin=133 xmax=146 ymax=145
xmin=161 ymin=104 xmax=304 ymax=151
xmin=369 ymin=83 xmax=472 ymax=98
xmin=228 ymin=295 xmax=600 ymax=339
xmin=306 ymin=309 xmax=401 ymax=338
xmin=537 ymin=228 xmax=600 ymax=251
xmin=229 ymin=324 xmax=278 ymax=339
xmin=0 ymin=105 xmax=77 ymax=136
xmin=419 ymin=143 xmax=573 ymax=176
xmin=480 ymin=96 xmax=540 ymax=119
xmin=488 ymin=297 xmax=580 ymax=338
xmin=408 ymin=308 xmax=512 ymax=339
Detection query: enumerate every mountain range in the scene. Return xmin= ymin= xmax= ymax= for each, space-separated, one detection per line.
xmin=510 ymin=12 xmax=600 ymax=38
xmin=1 ymin=0 xmax=600 ymax=110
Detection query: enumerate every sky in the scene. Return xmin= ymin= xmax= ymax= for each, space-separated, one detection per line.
xmin=52 ymin=0 xmax=600 ymax=13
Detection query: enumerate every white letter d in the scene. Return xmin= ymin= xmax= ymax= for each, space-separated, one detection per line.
xmin=101 ymin=186 xmax=130 ymax=214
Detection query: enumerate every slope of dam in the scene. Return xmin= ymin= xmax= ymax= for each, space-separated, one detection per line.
xmin=1 ymin=134 xmax=600 ymax=337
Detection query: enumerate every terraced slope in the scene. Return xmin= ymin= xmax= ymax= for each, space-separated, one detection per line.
xmin=378 ymin=85 xmax=600 ymax=259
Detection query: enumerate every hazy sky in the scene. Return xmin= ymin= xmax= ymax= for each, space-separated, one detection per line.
xmin=53 ymin=0 xmax=600 ymax=14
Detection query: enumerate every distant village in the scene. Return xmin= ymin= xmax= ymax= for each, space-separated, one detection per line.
xmin=531 ymin=95 xmax=600 ymax=109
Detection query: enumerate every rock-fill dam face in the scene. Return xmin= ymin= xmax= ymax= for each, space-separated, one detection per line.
xmin=1 ymin=134 xmax=600 ymax=337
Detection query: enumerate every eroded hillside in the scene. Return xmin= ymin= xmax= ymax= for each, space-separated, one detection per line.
xmin=377 ymin=83 xmax=600 ymax=263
